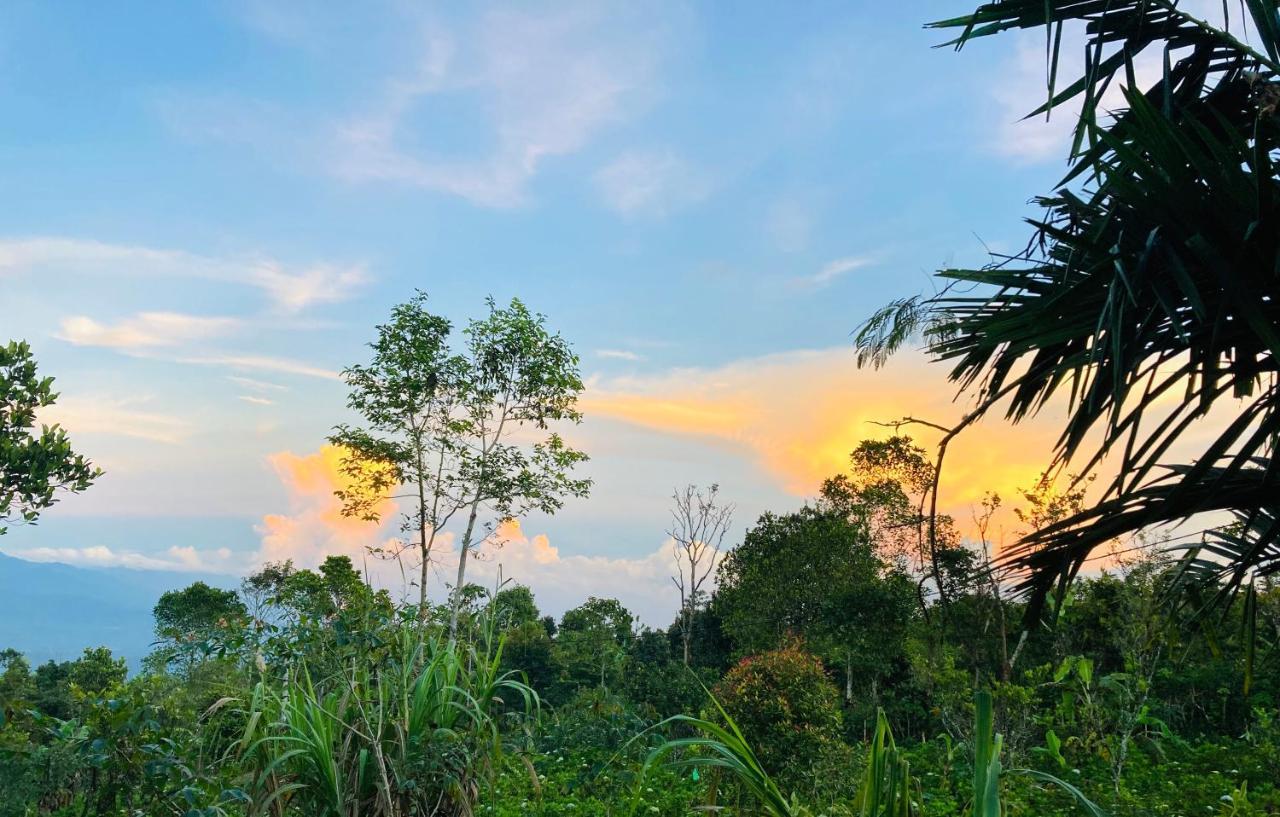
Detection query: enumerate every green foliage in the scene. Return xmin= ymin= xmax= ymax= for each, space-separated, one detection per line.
xmin=554 ymin=597 xmax=635 ymax=694
xmin=854 ymin=709 xmax=920 ymax=817
xmin=238 ymin=615 xmax=536 ymax=817
xmin=326 ymin=294 xmax=591 ymax=633
xmin=712 ymin=644 xmax=855 ymax=803
xmin=0 ymin=339 xmax=100 ymax=534
xmin=716 ymin=505 xmax=916 ymax=703
xmin=152 ymin=582 xmax=248 ymax=674
xmin=856 ymin=0 xmax=1280 ymax=618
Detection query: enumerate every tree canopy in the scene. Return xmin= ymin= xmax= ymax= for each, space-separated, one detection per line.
xmin=855 ymin=0 xmax=1280 ymax=616
xmin=0 ymin=340 xmax=99 ymax=535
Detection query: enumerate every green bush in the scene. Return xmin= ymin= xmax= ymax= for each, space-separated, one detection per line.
xmin=712 ymin=644 xmax=856 ymax=803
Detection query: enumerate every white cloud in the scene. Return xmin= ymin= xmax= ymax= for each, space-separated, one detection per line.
xmin=41 ymin=396 xmax=192 ymax=444
xmin=0 ymin=236 xmax=367 ymax=314
xmin=436 ymin=519 xmax=688 ymax=625
xmin=227 ymin=375 xmax=287 ymax=392
xmin=238 ymin=395 xmax=275 ymax=406
xmin=252 ymin=445 xmax=693 ymax=623
xmin=331 ymin=4 xmax=679 ymax=207
xmin=593 ymin=150 xmax=709 ymax=218
xmin=4 ymin=544 xmax=242 ymax=573
xmin=180 ymin=353 xmax=340 ymax=381
xmin=247 ymin=260 xmax=368 ymax=314
xmin=596 ymin=349 xmax=644 ymax=362
xmin=57 ymin=312 xmax=239 ymax=350
xmin=793 ymin=256 xmax=872 ymax=289
xmin=990 ymin=28 xmax=1168 ymax=162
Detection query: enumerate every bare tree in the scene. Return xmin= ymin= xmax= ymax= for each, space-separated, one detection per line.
xmin=668 ymin=484 xmax=734 ymax=665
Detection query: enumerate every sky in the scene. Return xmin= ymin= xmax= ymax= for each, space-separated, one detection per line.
xmin=0 ymin=1 xmax=1117 ymax=625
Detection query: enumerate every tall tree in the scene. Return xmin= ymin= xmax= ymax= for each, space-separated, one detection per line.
xmin=555 ymin=596 xmax=634 ymax=691
xmin=668 ymin=483 xmax=734 ymax=665
xmin=0 ymin=340 xmax=99 ymax=534
xmin=714 ymin=505 xmax=916 ymax=702
xmin=331 ymin=296 xmax=589 ymax=634
xmin=855 ymin=1 xmax=1280 ymax=615
xmin=445 ymin=297 xmax=591 ymax=637
xmin=822 ymin=435 xmax=969 ymax=619
xmin=330 ymin=293 xmax=465 ymax=618
xmin=152 ymin=581 xmax=247 ymax=675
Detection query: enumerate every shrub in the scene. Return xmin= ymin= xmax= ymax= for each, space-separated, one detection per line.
xmin=712 ymin=644 xmax=855 ymax=803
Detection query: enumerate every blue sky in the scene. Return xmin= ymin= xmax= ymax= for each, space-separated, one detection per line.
xmin=0 ymin=1 xmax=1086 ymax=624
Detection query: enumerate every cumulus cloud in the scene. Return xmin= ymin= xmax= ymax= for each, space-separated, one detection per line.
xmin=439 ymin=518 xmax=683 ymax=625
xmin=252 ymin=445 xmax=694 ymax=623
xmin=0 ymin=236 xmax=367 ymax=314
xmin=255 ymin=445 xmax=403 ymax=573
xmin=57 ymin=312 xmax=240 ymax=350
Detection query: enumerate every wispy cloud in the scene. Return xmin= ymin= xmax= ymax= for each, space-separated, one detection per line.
xmin=57 ymin=312 xmax=240 ymax=350
xmin=249 ymin=260 xmax=368 ymax=314
xmin=989 ymin=30 xmax=1165 ymax=162
xmin=180 ymin=354 xmax=340 ymax=381
xmin=227 ymin=375 xmax=287 ymax=392
xmin=0 ymin=236 xmax=367 ymax=314
xmin=41 ymin=396 xmax=192 ymax=444
xmin=330 ymin=4 xmax=680 ymax=207
xmin=52 ymin=308 xmax=338 ymax=382
xmin=238 ymin=395 xmax=275 ymax=406
xmin=596 ymin=349 xmax=644 ymax=362
xmin=792 ymin=256 xmax=872 ymax=289
xmin=5 ymin=544 xmax=240 ymax=573
xmin=593 ymin=150 xmax=710 ymax=218
xmin=764 ymin=197 xmax=814 ymax=254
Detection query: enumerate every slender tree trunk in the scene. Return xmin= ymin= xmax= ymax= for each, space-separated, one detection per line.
xmin=417 ymin=506 xmax=430 ymax=620
xmin=845 ymin=652 xmax=853 ymax=703
xmin=682 ymin=608 xmax=692 ymax=665
xmin=449 ymin=500 xmax=481 ymax=638
xmin=1008 ymin=630 xmax=1028 ymax=676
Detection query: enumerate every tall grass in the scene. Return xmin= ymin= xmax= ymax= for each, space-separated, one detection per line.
xmin=854 ymin=709 xmax=918 ymax=817
xmin=649 ymin=688 xmax=1108 ymax=817
xmin=233 ymin=612 xmax=536 ymax=817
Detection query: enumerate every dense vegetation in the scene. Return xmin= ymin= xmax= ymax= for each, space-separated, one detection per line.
xmin=4 ymin=0 xmax=1280 ymax=814
xmin=1 ymin=524 xmax=1278 ymax=815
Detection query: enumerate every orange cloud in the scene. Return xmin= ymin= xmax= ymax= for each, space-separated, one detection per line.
xmin=257 ymin=444 xmax=402 ymax=571
xmin=584 ymin=348 xmax=1063 ymax=523
xmin=492 ymin=518 xmax=560 ymax=565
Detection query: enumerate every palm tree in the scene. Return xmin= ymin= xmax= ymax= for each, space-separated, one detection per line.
xmin=856 ymin=1 xmax=1280 ymax=618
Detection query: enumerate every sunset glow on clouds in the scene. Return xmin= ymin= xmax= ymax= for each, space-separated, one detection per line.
xmin=248 ymin=445 xmax=687 ymax=620
xmin=256 ymin=445 xmax=400 ymax=570
xmin=1 ymin=1 xmax=1179 ymax=625
xmin=585 ymin=347 xmax=1064 ymax=514
xmin=227 ymin=347 xmax=1078 ymax=621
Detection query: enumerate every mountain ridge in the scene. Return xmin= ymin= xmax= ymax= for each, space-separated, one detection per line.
xmin=0 ymin=552 xmax=234 ymax=668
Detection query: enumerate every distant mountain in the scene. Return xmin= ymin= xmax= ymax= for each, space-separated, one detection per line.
xmin=0 ymin=552 xmax=233 ymax=669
